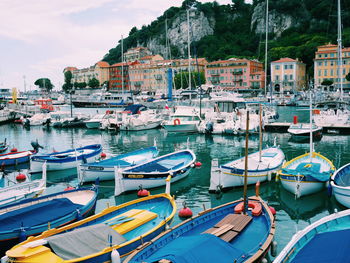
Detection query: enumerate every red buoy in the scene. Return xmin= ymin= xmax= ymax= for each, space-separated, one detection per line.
xmin=269 ymin=206 xmax=276 ymax=216
xmin=137 ymin=188 xmax=150 ymax=197
xmin=293 ymin=116 xmax=298 ymax=124
xmin=178 ymin=202 xmax=193 ymax=219
xmin=11 ymin=148 xmax=18 ymax=153
xmin=100 ymin=152 xmax=107 ymax=159
xmin=64 ymin=186 xmax=75 ymax=191
xmin=195 ymin=161 xmax=202 ymax=168
xmin=16 ymin=173 xmax=26 ymax=182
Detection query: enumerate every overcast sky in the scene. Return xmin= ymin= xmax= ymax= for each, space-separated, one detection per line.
xmin=0 ymin=0 xmax=236 ymax=91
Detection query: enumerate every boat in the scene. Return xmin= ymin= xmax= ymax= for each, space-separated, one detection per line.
xmin=30 ymin=144 xmax=102 ymax=173
xmin=279 ymin=88 xmax=335 ymax=197
xmin=0 ymin=185 xmax=98 ymax=253
xmin=84 ymin=113 xmax=107 ymax=129
xmin=0 ymin=163 xmax=47 ymax=206
xmin=23 ymin=113 xmax=51 ymax=127
xmin=0 ymin=138 xmax=8 ymax=153
xmin=0 ymin=150 xmax=34 ymax=166
xmin=78 ymin=146 xmax=159 ymax=183
xmin=125 ymin=112 xmax=275 ymax=263
xmin=273 ymin=209 xmax=350 ymax=263
xmin=330 ymin=162 xmax=350 ymax=208
xmin=209 ymin=105 xmax=285 ymax=191
xmin=72 ymin=91 xmax=133 ymax=108
xmin=162 ymin=106 xmax=202 ymax=133
xmin=287 ymin=122 xmax=322 ymax=142
xmin=4 ymin=180 xmax=176 ymax=263
xmin=119 ymin=112 xmax=163 ymax=131
xmin=115 ymin=149 xmax=196 ymax=196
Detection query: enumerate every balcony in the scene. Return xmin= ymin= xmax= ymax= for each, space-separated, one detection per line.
xmin=232 ymin=71 xmax=243 ymax=75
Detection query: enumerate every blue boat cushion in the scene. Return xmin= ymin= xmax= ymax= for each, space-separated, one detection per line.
xmin=0 ymin=198 xmax=82 ymax=232
xmin=291 ymin=229 xmax=350 ymax=263
xmin=282 ymin=162 xmax=331 ymax=182
xmin=145 ymin=234 xmax=247 ymax=263
xmin=262 ymin=152 xmax=277 ymax=158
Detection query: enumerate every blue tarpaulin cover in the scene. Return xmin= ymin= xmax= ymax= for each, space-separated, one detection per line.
xmin=282 ymin=162 xmax=331 ymax=182
xmin=145 ymin=234 xmax=247 ymax=263
xmin=291 ymin=229 xmax=350 ymax=263
xmin=0 ymin=198 xmax=82 ymax=232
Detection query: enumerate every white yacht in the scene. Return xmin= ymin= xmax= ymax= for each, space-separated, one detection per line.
xmin=162 ymin=106 xmax=201 ymax=133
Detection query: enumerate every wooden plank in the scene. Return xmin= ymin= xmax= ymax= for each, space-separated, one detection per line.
xmin=220 ymin=230 xmax=238 ymax=242
xmin=207 ymin=224 xmax=233 ymax=236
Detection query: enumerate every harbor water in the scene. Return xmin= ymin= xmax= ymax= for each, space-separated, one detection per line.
xmin=1 ymin=106 xmax=349 ymax=258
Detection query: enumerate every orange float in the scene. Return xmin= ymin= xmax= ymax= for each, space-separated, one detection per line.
xmin=173 ymin=118 xmax=181 ymax=125
xmin=234 ymin=201 xmax=262 ymax=217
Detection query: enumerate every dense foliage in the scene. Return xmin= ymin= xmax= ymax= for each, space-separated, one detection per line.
xmin=62 ymin=71 xmax=73 ymax=94
xmin=88 ymin=78 xmax=100 ymax=89
xmin=102 ymin=0 xmax=350 ymax=80
xmin=34 ymin=78 xmax=54 ymax=92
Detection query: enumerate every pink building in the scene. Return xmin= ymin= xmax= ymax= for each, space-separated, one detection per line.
xmin=205 ymin=58 xmax=265 ymax=90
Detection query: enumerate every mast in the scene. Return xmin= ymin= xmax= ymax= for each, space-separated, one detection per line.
xmin=187 ymin=8 xmax=192 ymax=93
xmin=259 ymin=104 xmax=263 ymax=162
xmin=337 ymin=0 xmax=343 ymax=101
xmin=309 ymin=83 xmax=313 ymax=162
xmin=121 ymin=35 xmax=124 ymax=95
xmin=264 ymin=0 xmax=269 ymax=96
xmin=243 ymin=111 xmax=250 ymax=214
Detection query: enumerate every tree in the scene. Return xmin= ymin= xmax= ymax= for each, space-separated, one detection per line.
xmin=88 ymin=78 xmax=100 ymax=88
xmin=346 ymin=71 xmax=350 ymax=82
xmin=321 ymin=79 xmax=333 ymax=86
xmin=34 ymin=78 xmax=54 ymax=92
xmin=63 ymin=71 xmax=73 ymax=93
xmin=174 ymin=71 xmax=206 ymax=89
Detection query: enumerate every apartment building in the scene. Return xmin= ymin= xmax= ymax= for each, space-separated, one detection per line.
xmin=205 ymin=58 xmax=264 ymax=90
xmin=129 ymin=57 xmax=207 ymax=93
xmin=314 ymin=44 xmax=350 ymax=90
xmin=270 ymin=58 xmax=306 ymax=91
xmin=109 ymin=62 xmax=131 ymax=92
xmin=124 ymin=47 xmax=152 ymax=62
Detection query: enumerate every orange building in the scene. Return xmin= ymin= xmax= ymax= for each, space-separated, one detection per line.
xmin=271 ymin=58 xmax=306 ymax=91
xmin=314 ymin=44 xmax=350 ymax=90
xmin=205 ymin=58 xmax=264 ymax=90
xmin=109 ymin=62 xmax=131 ymax=92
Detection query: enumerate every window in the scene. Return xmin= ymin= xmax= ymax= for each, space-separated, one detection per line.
xmin=284 ymin=65 xmax=288 ymax=70
xmin=284 ymin=75 xmax=288 ymax=80
xmin=331 ymin=69 xmax=334 ymax=76
xmin=318 ymin=62 xmax=322 ymax=66
xmin=318 ymin=70 xmax=322 ymax=76
xmin=275 ymin=75 xmax=279 ymax=81
xmin=331 ymin=53 xmax=335 ymax=57
xmin=325 ymin=54 xmax=328 ymax=58
xmin=324 ymin=61 xmax=328 ymax=66
xmin=289 ymin=74 xmax=293 ymax=80
xmin=275 ymin=65 xmax=280 ymax=70
xmin=289 ymin=65 xmax=293 ymax=69
xmin=324 ymin=69 xmax=327 ymax=76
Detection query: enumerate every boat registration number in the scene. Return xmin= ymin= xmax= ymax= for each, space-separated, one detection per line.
xmin=88 ymin=166 xmax=104 ymax=170
xmin=127 ymin=174 xmax=144 ymax=179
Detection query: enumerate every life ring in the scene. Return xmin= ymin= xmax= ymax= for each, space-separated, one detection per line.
xmin=173 ymin=118 xmax=181 ymax=125
xmin=234 ymin=201 xmax=262 ymax=217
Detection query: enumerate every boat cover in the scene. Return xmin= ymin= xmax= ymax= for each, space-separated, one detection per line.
xmin=145 ymin=234 xmax=247 ymax=263
xmin=282 ymin=162 xmax=330 ymax=182
xmin=47 ymin=224 xmax=126 ymax=260
xmin=334 ymin=165 xmax=350 ymax=186
xmin=291 ymin=229 xmax=350 ymax=263
xmin=0 ymin=198 xmax=82 ymax=232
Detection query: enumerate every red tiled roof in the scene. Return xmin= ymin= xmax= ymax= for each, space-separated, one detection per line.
xmin=271 ymin=58 xmax=297 ymax=63
xmin=63 ymin=67 xmax=78 ymax=72
xmin=140 ymin=55 xmax=154 ymax=60
xmin=95 ymin=61 xmax=109 ymax=68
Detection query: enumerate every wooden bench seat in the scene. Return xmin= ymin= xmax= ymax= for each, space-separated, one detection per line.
xmin=203 ymin=214 xmax=252 ymax=242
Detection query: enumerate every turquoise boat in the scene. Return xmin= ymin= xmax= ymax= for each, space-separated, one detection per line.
xmin=274 ymin=209 xmax=350 ymax=263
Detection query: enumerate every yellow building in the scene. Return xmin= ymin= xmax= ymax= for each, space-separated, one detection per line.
xmin=314 ymin=44 xmax=350 ymax=90
xmin=271 ymin=58 xmax=306 ymax=92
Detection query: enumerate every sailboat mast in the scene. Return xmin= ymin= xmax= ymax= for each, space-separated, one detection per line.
xmin=121 ymin=35 xmax=124 ymax=95
xmin=243 ymin=111 xmax=250 ymax=215
xmin=337 ymin=0 xmax=343 ymax=101
xmin=187 ymin=8 xmax=192 ymax=93
xmin=309 ymin=84 xmax=313 ymax=162
xmin=264 ymin=0 xmax=269 ymax=96
xmin=259 ymin=104 xmax=263 ymax=162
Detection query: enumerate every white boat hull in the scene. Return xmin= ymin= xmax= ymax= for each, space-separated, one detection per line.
xmin=163 ymin=123 xmax=198 ymax=133
xmin=79 ymin=166 xmax=115 ymax=183
xmin=331 ymin=185 xmax=350 ymax=208
xmin=85 ymin=121 xmax=101 ymax=129
xmin=209 ymin=147 xmax=285 ymax=191
xmin=115 ymin=170 xmax=189 ymax=196
xmin=30 ymin=155 xmax=100 ymax=173
xmin=280 ymin=179 xmax=325 ymax=197
xmin=119 ymin=120 xmax=162 ymax=131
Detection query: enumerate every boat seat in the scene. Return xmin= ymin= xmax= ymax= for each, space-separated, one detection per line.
xmin=106 ymin=209 xmax=157 ymax=235
xmin=203 ymin=214 xmax=252 ymax=242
